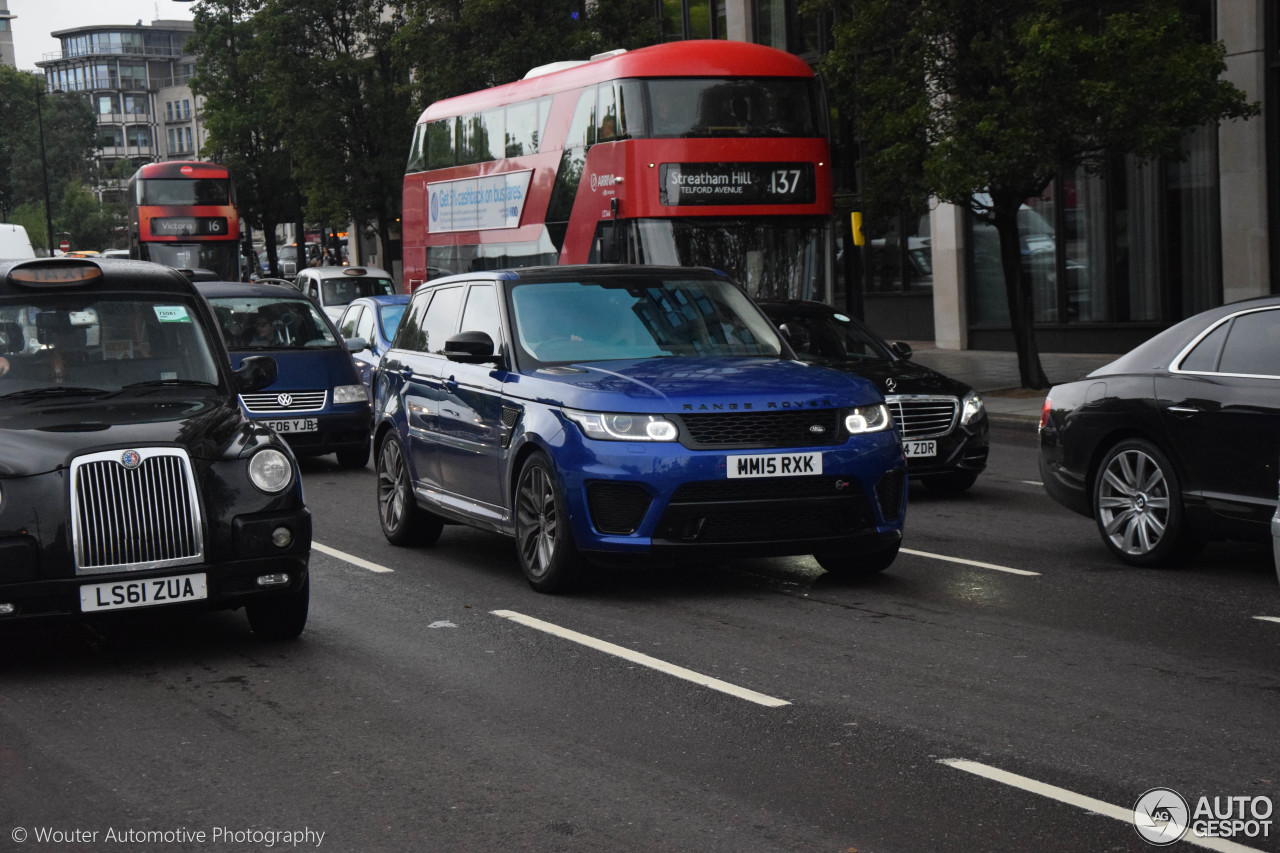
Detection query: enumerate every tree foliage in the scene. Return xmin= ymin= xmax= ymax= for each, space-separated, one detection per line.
xmin=817 ymin=0 xmax=1259 ymax=387
xmin=0 ymin=65 xmax=98 ymax=250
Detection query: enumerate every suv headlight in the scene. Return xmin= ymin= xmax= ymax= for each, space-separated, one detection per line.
xmin=960 ymin=391 xmax=985 ymax=426
xmin=333 ymin=384 xmax=368 ymax=404
xmin=249 ymin=448 xmax=294 ymax=492
xmin=564 ymin=410 xmax=679 ymax=442
xmin=844 ymin=404 xmax=892 ymax=435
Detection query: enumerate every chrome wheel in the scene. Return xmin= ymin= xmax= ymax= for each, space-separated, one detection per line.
xmin=1092 ymin=439 xmax=1188 ymax=566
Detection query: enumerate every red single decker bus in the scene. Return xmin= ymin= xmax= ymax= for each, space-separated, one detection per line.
xmin=402 ymin=40 xmax=833 ymax=298
xmin=129 ymin=160 xmax=241 ymax=281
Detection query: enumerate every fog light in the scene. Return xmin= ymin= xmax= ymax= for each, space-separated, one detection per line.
xmin=0 ymin=603 xmax=15 ymax=616
xmin=271 ymin=526 xmax=293 ymax=548
xmin=256 ymin=573 xmax=290 ymax=588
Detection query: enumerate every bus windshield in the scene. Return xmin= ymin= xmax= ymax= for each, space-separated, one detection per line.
xmin=138 ymin=179 xmax=232 ymax=206
xmin=639 ymin=78 xmax=820 ymax=138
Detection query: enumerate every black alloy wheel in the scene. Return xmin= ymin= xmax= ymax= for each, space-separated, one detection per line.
xmin=514 ymin=451 xmax=584 ymax=593
xmin=376 ymin=435 xmax=443 ymax=547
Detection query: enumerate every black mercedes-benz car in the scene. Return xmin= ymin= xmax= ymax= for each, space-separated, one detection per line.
xmin=0 ymin=258 xmax=312 ymax=638
xmin=1039 ymin=296 xmax=1280 ymax=566
xmin=757 ymin=300 xmax=988 ymax=494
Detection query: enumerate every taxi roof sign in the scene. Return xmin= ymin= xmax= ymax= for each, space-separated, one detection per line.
xmin=7 ymin=259 xmax=104 ymax=288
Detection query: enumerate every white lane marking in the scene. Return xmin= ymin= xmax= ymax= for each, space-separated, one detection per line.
xmin=312 ymin=541 xmax=394 ymax=573
xmin=940 ymin=759 xmax=1265 ymax=853
xmin=1253 ymin=616 xmax=1280 ymax=625
xmin=901 ymin=548 xmax=1041 ymax=576
xmin=492 ymin=610 xmax=790 ymax=707
xmin=1019 ymin=480 xmax=1043 ymax=486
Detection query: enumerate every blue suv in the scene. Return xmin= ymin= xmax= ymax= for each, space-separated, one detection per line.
xmin=373 ymin=266 xmax=907 ymax=592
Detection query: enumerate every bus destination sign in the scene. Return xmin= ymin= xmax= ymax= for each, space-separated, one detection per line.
xmin=659 ymin=163 xmax=815 ymax=206
xmin=149 ymin=216 xmax=230 ymax=238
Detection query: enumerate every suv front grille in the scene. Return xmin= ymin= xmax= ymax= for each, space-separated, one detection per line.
xmin=241 ymin=390 xmax=327 ymax=413
xmin=674 ymin=410 xmax=843 ymax=450
xmin=885 ymin=395 xmax=958 ymax=440
xmin=70 ymin=448 xmax=204 ymax=575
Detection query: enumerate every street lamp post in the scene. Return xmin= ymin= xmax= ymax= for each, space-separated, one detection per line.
xmin=34 ymin=86 xmax=55 ymax=256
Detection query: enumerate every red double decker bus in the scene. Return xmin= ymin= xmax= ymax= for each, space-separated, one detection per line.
xmin=402 ymin=40 xmax=832 ymax=298
xmin=128 ymin=161 xmax=241 ymax=281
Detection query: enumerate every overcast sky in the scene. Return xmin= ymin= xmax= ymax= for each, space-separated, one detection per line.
xmin=8 ymin=0 xmax=195 ymax=71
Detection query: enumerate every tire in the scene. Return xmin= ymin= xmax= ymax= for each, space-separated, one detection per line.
xmin=246 ymin=575 xmax=310 ymax=640
xmin=1092 ymin=439 xmax=1188 ymax=567
xmin=376 ymin=435 xmax=443 ymax=547
xmin=335 ymin=440 xmax=371 ymax=469
xmin=815 ymin=541 xmax=900 ymax=577
xmin=514 ymin=451 xmax=584 ymax=593
xmin=922 ymin=470 xmax=979 ymax=495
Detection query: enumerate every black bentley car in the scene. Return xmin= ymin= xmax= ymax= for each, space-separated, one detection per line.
xmin=757 ymin=300 xmax=988 ymax=494
xmin=1040 ymin=296 xmax=1280 ymax=567
xmin=0 ymin=258 xmax=311 ymax=638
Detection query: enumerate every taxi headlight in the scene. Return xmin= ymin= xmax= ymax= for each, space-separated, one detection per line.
xmin=249 ymin=448 xmax=293 ymax=493
xmin=564 ymin=410 xmax=679 ymax=442
xmin=333 ymin=384 xmax=368 ymax=404
xmin=961 ymin=391 xmax=986 ymax=426
xmin=844 ymin=404 xmax=892 ymax=435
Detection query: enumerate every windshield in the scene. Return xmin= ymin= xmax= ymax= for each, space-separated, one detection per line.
xmin=640 ymin=78 xmax=821 ymax=138
xmin=600 ymin=217 xmax=830 ymax=301
xmin=141 ymin=242 xmax=239 ymax=281
xmin=761 ymin=308 xmax=894 ymax=362
xmin=321 ymin=276 xmax=396 ymax=308
xmin=0 ymin=297 xmax=221 ymax=394
xmin=138 ymin=178 xmax=230 ymax=206
xmin=509 ymin=276 xmax=782 ymax=367
xmin=207 ymin=296 xmax=338 ymax=350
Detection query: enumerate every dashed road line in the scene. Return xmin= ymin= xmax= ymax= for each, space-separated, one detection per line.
xmin=313 ymin=541 xmax=394 ymax=573
xmin=1253 ymin=616 xmax=1280 ymax=625
xmin=901 ymin=548 xmax=1041 ymax=576
xmin=940 ymin=759 xmax=1265 ymax=853
xmin=491 ymin=609 xmax=790 ymax=707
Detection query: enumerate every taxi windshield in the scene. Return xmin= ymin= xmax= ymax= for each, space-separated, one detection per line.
xmin=207 ymin=296 xmax=338 ymax=350
xmin=0 ymin=297 xmax=221 ymax=394
xmin=509 ymin=276 xmax=783 ymax=367
xmin=321 ymin=276 xmax=396 ymax=308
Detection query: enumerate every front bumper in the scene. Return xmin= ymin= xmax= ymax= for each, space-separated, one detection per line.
xmin=550 ymin=431 xmax=907 ymax=558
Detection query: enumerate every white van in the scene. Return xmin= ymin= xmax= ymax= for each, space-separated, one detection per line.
xmin=0 ymin=224 xmax=36 ymax=260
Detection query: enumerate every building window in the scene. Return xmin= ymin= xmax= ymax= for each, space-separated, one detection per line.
xmin=752 ymin=0 xmax=829 ymax=57
xmin=660 ymin=0 xmax=728 ymax=41
xmin=126 ymin=126 xmax=152 ymax=148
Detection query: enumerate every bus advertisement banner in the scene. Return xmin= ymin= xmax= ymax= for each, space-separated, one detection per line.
xmin=428 ymin=170 xmax=533 ymax=233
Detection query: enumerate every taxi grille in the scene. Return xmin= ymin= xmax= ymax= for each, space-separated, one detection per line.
xmin=70 ymin=448 xmax=204 ymax=575
xmin=241 ymin=390 xmax=327 ymax=413
xmin=674 ymin=410 xmax=842 ymax=450
xmin=885 ymin=396 xmax=958 ymax=440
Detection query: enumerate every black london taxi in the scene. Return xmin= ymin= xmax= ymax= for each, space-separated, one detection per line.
xmin=0 ymin=258 xmax=312 ymax=639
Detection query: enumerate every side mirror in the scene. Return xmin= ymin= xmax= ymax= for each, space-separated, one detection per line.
xmin=889 ymin=341 xmax=913 ymax=360
xmin=345 ymin=336 xmax=368 ymax=353
xmin=234 ymin=355 xmax=278 ymax=393
xmin=444 ymin=331 xmax=498 ymax=364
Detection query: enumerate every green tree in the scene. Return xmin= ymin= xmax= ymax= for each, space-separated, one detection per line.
xmin=0 ymin=66 xmax=96 ymax=249
xmin=188 ymin=0 xmax=299 ymax=276
xmin=395 ymin=0 xmax=658 ymax=105
xmin=818 ymin=0 xmax=1258 ymax=388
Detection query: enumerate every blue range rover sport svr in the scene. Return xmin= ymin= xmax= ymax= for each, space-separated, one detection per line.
xmin=372 ymin=265 xmax=907 ymax=592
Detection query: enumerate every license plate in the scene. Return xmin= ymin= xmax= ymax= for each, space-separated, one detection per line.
xmin=726 ymin=452 xmax=822 ymax=478
xmin=80 ymin=573 xmax=208 ymax=613
xmin=904 ymin=440 xmax=937 ymax=458
xmin=263 ymin=418 xmax=318 ymax=433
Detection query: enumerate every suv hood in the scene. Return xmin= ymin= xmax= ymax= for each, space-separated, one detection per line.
xmin=0 ymin=397 xmax=246 ymax=477
xmin=509 ymin=357 xmax=882 ymax=413
xmin=801 ymin=356 xmax=972 ymax=398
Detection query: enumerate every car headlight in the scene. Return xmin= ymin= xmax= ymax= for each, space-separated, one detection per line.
xmin=844 ymin=404 xmax=892 ymax=435
xmin=961 ymin=391 xmax=986 ymax=426
xmin=564 ymin=410 xmax=679 ymax=442
xmin=249 ymin=448 xmax=294 ymax=493
xmin=333 ymin=384 xmax=368 ymax=404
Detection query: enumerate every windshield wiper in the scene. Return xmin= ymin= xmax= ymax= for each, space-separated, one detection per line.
xmin=120 ymin=378 xmax=219 ymax=389
xmin=0 ymin=386 xmax=108 ymax=400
